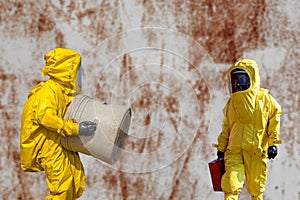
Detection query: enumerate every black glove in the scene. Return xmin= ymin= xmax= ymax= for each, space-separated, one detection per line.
xmin=268 ymin=146 xmax=278 ymax=159
xmin=217 ymin=151 xmax=224 ymax=160
xmin=79 ymin=121 xmax=96 ymax=136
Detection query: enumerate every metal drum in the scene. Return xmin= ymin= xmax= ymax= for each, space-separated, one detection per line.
xmin=61 ymin=94 xmax=131 ymax=164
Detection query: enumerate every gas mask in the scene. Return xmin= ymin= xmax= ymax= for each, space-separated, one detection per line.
xmin=229 ymin=68 xmax=250 ymax=93
xmin=73 ymin=62 xmax=82 ymax=94
xmin=77 ymin=65 xmax=82 ymax=89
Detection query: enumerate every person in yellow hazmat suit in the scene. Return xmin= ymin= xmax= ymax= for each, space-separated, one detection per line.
xmin=215 ymin=59 xmax=281 ymax=200
xmin=20 ymin=48 xmax=96 ymax=200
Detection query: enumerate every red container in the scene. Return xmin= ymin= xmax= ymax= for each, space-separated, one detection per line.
xmin=208 ymin=159 xmax=225 ymax=191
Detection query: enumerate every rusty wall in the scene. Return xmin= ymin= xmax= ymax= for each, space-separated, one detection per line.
xmin=0 ymin=0 xmax=299 ymax=199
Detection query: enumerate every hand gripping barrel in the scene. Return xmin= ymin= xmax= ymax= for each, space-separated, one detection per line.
xmin=61 ymin=94 xmax=131 ymax=164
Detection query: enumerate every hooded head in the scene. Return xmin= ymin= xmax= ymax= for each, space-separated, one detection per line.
xmin=228 ymin=59 xmax=260 ymax=94
xmin=42 ymin=48 xmax=81 ymax=93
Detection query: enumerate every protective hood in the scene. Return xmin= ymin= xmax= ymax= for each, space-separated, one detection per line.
xmin=227 ymin=59 xmax=261 ymax=124
xmin=228 ymin=59 xmax=260 ymax=94
xmin=42 ymin=48 xmax=81 ymax=94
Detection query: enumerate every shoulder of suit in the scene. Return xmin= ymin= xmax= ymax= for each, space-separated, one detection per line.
xmin=258 ymin=88 xmax=273 ymax=101
xmin=259 ymin=88 xmax=269 ymax=94
xmin=36 ymin=80 xmax=64 ymax=97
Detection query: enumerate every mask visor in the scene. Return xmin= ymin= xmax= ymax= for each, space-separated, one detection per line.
xmin=230 ymin=69 xmax=250 ymax=93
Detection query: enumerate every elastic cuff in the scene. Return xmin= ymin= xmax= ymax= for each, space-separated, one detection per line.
xmin=269 ymin=139 xmax=282 ymax=146
xmin=74 ymin=123 xmax=79 ymax=136
xmin=274 ymin=139 xmax=282 ymax=144
xmin=57 ymin=122 xmax=66 ymax=137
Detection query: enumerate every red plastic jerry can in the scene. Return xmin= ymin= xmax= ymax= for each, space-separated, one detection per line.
xmin=208 ymin=158 xmax=225 ymax=191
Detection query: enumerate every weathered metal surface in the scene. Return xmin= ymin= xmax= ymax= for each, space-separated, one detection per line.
xmin=0 ymin=1 xmax=299 ymax=199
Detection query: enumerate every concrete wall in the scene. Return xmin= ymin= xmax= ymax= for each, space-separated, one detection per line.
xmin=0 ymin=1 xmax=299 ymax=199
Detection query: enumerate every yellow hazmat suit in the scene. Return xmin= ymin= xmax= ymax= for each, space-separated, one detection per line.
xmin=216 ymin=59 xmax=281 ymax=200
xmin=20 ymin=48 xmax=85 ymax=199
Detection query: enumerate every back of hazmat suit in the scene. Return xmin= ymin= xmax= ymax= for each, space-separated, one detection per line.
xmin=215 ymin=59 xmax=282 ymax=200
xmin=20 ymin=48 xmax=95 ymax=199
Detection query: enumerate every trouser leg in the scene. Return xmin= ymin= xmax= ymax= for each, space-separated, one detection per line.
xmin=224 ymin=193 xmax=239 ymax=200
xmin=243 ymin=150 xmax=267 ymax=200
xmin=252 ymin=193 xmax=264 ymax=200
xmin=221 ymin=151 xmax=245 ymax=200
xmin=41 ymin=149 xmax=85 ymax=200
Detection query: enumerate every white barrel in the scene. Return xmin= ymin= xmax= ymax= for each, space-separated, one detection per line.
xmin=61 ymin=94 xmax=131 ymax=164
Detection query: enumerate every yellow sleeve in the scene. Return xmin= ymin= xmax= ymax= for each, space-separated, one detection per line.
xmin=216 ymin=102 xmax=230 ymax=152
xmin=267 ymin=94 xmax=282 ymax=146
xmin=34 ymin=84 xmax=79 ymax=137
